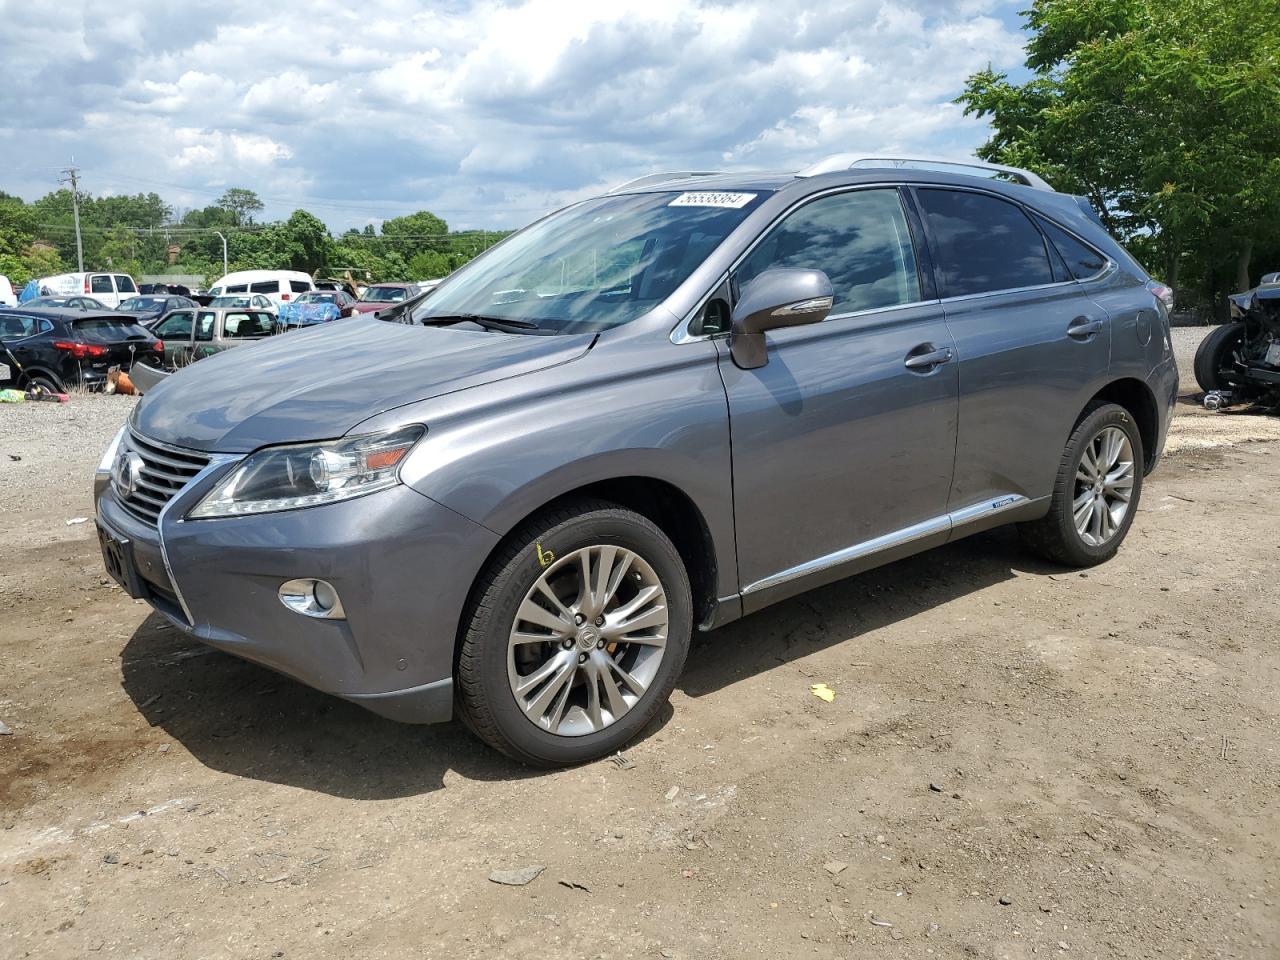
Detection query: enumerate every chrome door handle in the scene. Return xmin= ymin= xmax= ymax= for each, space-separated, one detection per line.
xmin=904 ymin=346 xmax=954 ymax=370
xmin=1068 ymin=316 xmax=1104 ymax=340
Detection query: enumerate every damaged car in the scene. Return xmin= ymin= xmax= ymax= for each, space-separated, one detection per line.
xmin=1195 ymin=272 xmax=1280 ymax=409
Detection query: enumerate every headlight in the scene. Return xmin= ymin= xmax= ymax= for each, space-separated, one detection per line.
xmin=98 ymin=425 xmax=127 ymax=474
xmin=188 ymin=425 xmax=424 ymax=518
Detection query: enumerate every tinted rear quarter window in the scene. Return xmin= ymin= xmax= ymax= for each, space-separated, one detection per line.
xmin=226 ymin=284 xmax=248 ymax=294
xmin=1035 ymin=216 xmax=1108 ymax=280
xmin=250 ymin=280 xmax=281 ymax=294
xmin=74 ymin=317 xmax=145 ymax=340
xmin=290 ymin=280 xmax=311 ymax=293
xmin=916 ymin=189 xmax=1054 ymax=298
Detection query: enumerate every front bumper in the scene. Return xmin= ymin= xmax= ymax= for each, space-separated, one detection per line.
xmin=95 ymin=465 xmax=499 ymax=724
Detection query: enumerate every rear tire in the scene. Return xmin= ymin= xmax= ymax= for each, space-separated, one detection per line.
xmin=24 ymin=373 xmax=62 ymax=394
xmin=456 ymin=500 xmax=692 ymax=767
xmin=1193 ymin=321 xmax=1245 ymax=393
xmin=1019 ymin=402 xmax=1143 ymax=567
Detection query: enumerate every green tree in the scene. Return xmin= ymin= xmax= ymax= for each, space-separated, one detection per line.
xmin=216 ymin=188 xmax=265 ymax=227
xmin=958 ymin=0 xmax=1280 ymax=310
xmin=380 ymin=210 xmax=449 ymax=260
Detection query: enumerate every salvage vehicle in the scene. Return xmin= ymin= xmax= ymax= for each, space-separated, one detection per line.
xmin=208 ymin=269 xmax=314 ymax=306
xmin=129 ymin=307 xmax=279 ymax=394
xmin=277 ymin=290 xmax=357 ymax=328
xmin=1194 ymin=272 xmax=1280 ymax=408
xmin=0 ymin=306 xmax=161 ymax=392
xmin=350 ymin=282 xmax=419 ymax=314
xmin=94 ymin=157 xmax=1178 ymax=766
xmin=117 ymin=295 xmax=199 ymax=327
xmin=26 ymin=272 xmax=139 ymax=308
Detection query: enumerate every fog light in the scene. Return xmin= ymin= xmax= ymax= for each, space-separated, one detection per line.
xmin=278 ymin=578 xmax=346 ymax=620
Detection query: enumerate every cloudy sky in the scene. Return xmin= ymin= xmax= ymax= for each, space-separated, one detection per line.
xmin=0 ymin=0 xmax=1029 ymax=231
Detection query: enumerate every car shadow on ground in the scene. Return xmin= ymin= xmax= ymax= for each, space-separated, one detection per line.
xmin=119 ymin=526 xmax=1058 ymax=799
xmin=679 ymin=526 xmax=1059 ymax=698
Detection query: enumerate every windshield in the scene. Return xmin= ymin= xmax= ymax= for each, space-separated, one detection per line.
xmin=413 ymin=190 xmax=765 ymax=332
xmin=120 ymin=297 xmax=165 ymax=311
xmin=361 ymin=286 xmax=408 ymax=302
xmin=211 ymin=296 xmax=250 ymax=307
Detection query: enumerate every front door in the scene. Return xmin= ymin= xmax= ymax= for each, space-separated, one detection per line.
xmin=719 ymin=187 xmax=959 ymax=610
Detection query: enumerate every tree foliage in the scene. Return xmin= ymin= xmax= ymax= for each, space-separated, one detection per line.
xmin=958 ymin=0 xmax=1280 ymax=312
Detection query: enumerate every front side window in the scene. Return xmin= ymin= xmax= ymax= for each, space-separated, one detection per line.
xmin=90 ymin=275 xmax=113 ymax=293
xmin=413 ymin=190 xmax=767 ymax=333
xmin=916 ymin=189 xmax=1054 ymax=297
xmin=154 ymin=312 xmax=194 ymax=338
xmin=735 ymin=188 xmax=921 ymax=316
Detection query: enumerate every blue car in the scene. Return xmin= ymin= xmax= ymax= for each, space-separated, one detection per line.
xmin=277 ymin=290 xmax=356 ymax=328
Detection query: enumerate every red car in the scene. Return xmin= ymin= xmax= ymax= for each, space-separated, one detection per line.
xmin=351 ymin=282 xmax=420 ymax=314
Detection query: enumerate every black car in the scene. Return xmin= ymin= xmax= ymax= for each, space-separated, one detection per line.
xmin=22 ymin=295 xmax=111 ymax=311
xmin=116 ymin=295 xmax=198 ymax=328
xmin=0 ymin=307 xmax=162 ymax=392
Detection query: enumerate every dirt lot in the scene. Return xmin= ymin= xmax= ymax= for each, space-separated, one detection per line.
xmin=3 ymin=332 xmax=1279 ymax=960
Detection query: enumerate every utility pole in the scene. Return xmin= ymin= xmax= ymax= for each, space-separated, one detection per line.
xmin=59 ymin=163 xmax=85 ymax=272
xmin=214 ymin=231 xmax=228 ymax=277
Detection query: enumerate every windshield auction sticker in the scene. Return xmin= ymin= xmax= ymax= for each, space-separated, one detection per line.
xmin=669 ymin=192 xmax=757 ymax=209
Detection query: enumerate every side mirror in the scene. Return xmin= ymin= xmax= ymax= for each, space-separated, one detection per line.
xmin=729 ymin=268 xmax=834 ymax=369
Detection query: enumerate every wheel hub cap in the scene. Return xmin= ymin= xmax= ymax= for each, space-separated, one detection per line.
xmin=1073 ymin=425 xmax=1135 ymax=547
xmin=507 ymin=544 xmax=669 ymax=737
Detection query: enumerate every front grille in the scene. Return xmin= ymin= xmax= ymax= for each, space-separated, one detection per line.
xmin=116 ymin=432 xmax=211 ymax=525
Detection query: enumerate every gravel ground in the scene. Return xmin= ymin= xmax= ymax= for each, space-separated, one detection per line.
xmin=3 ymin=335 xmax=1280 ymax=960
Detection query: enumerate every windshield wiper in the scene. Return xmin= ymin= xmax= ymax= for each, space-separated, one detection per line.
xmin=419 ymin=313 xmax=541 ymax=333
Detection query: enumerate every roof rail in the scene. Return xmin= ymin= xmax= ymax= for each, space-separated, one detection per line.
xmin=797 ymin=154 xmax=1054 ymax=191
xmin=608 ymin=171 xmax=720 ymax=194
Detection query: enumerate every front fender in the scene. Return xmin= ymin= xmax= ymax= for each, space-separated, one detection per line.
xmin=374 ymin=336 xmax=739 ymax=601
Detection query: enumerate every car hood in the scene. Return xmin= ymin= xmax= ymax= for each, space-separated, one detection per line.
xmin=351 ymin=301 xmax=394 ymax=313
xmin=133 ymin=317 xmax=594 ymax=452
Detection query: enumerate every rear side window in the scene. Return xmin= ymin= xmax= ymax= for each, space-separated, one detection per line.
xmin=1034 ymin=216 xmax=1108 ymax=280
xmin=115 ymin=276 xmax=137 ymax=293
xmin=226 ymin=284 xmax=248 ymax=294
xmin=250 ymin=280 xmax=280 ymax=294
xmin=735 ymin=188 xmax=921 ymax=315
xmin=0 ymin=314 xmax=41 ymax=338
xmin=90 ymin=275 xmax=113 ymax=293
xmin=195 ymin=312 xmax=216 ymax=341
xmin=223 ymin=312 xmax=275 ymax=338
xmin=916 ymin=189 xmax=1054 ymax=297
xmin=290 ymin=280 xmax=311 ymax=293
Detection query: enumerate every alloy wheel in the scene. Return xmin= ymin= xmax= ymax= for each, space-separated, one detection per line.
xmin=507 ymin=545 xmax=669 ymax=737
xmin=1073 ymin=425 xmax=1135 ymax=547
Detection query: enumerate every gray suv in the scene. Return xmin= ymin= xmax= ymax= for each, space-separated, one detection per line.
xmin=94 ymin=157 xmax=1178 ymax=766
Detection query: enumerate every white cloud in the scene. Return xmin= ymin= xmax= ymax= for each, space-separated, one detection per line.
xmin=0 ymin=0 xmax=1028 ymax=229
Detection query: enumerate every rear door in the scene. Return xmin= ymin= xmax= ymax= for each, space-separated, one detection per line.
xmin=89 ymin=274 xmax=117 ymax=307
xmin=913 ymin=187 xmax=1111 ymax=516
xmin=0 ymin=313 xmax=46 ymax=385
xmin=719 ymin=186 xmax=959 ymax=610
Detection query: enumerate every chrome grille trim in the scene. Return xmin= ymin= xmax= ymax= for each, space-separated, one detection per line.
xmin=116 ymin=431 xmax=212 ymax=526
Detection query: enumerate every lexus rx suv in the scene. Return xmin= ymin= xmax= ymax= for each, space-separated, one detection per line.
xmin=94 ymin=157 xmax=1178 ymax=766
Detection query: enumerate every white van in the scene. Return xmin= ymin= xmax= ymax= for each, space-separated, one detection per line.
xmin=32 ymin=272 xmax=138 ymax=308
xmin=0 ymin=275 xmax=15 ymax=308
xmin=208 ymin=269 xmax=314 ymax=306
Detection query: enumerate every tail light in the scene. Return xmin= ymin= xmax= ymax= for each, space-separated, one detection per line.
xmin=53 ymin=340 xmax=106 ymax=359
xmin=84 ymin=277 xmax=91 ymax=293
xmin=153 ymin=340 xmax=165 ymax=352
xmin=1148 ymin=281 xmax=1174 ymax=313
xmin=281 ymin=293 xmax=291 ymax=300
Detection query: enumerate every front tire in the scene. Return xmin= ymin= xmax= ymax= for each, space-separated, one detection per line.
xmin=1019 ymin=403 xmax=1144 ymax=567
xmin=456 ymin=500 xmax=692 ymax=767
xmin=1193 ymin=321 xmax=1245 ymax=394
